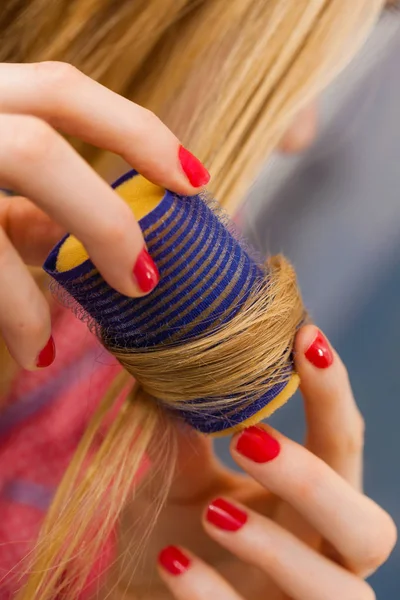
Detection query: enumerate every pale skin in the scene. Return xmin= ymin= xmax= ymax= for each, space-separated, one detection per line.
xmin=0 ymin=58 xmax=395 ymax=599
xmin=0 ymin=61 xmax=208 ymax=369
xmin=0 ymin=61 xmax=316 ymax=371
xmin=103 ymin=325 xmax=396 ymax=600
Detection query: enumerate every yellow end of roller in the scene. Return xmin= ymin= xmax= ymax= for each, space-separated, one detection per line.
xmin=56 ymin=175 xmax=164 ymax=272
xmin=211 ymin=373 xmax=300 ymax=438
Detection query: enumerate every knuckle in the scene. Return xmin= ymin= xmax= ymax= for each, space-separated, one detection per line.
xmin=136 ymin=107 xmax=161 ymax=131
xmin=315 ymin=427 xmax=364 ymax=460
xmin=362 ymin=584 xmax=376 ymax=600
xmin=100 ymin=213 xmax=132 ymax=246
xmin=385 ymin=514 xmax=398 ymax=554
xmin=363 ymin=514 xmax=397 ymax=571
xmin=353 ymin=411 xmax=365 ymax=449
xmin=340 ymin=411 xmax=365 ymax=456
xmin=356 ymin=582 xmax=376 ymax=600
xmin=33 ymin=60 xmax=79 ymax=87
xmin=7 ymin=116 xmax=55 ymax=164
xmin=337 ymin=581 xmax=376 ymax=600
xmin=354 ymin=410 xmax=365 ymax=438
xmin=324 ymin=409 xmax=365 ymax=458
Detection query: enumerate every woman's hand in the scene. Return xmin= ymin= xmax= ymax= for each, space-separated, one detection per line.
xmin=0 ymin=61 xmax=209 ymax=370
xmin=117 ymin=325 xmax=396 ymax=600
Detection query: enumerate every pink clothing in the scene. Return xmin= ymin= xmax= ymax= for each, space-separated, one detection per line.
xmin=0 ymin=306 xmax=125 ymax=598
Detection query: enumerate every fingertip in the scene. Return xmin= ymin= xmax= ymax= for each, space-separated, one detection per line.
xmin=1 ymin=306 xmax=54 ymax=372
xmin=294 ymin=325 xmax=334 ymax=371
xmin=168 ymin=177 xmax=210 ymax=198
xmin=177 ymin=145 xmax=211 ymax=191
xmin=35 ymin=335 xmax=56 ymax=369
xmin=88 ymin=224 xmax=159 ymax=299
xmin=133 ymin=144 xmax=211 ymax=197
xmin=3 ymin=343 xmax=29 ymax=371
xmin=6 ymin=334 xmax=55 ymax=372
xmin=203 ymin=497 xmax=248 ymax=532
xmin=294 ymin=324 xmax=321 ymax=356
xmin=157 ymin=545 xmax=191 ymax=577
xmin=231 ymin=425 xmax=282 ymax=467
xmin=132 ymin=246 xmax=160 ymax=295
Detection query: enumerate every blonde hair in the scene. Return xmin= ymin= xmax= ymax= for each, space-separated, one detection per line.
xmin=0 ymin=1 xmax=384 ymax=598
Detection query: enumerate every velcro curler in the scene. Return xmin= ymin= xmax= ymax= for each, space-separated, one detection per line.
xmin=44 ymin=170 xmax=303 ymax=435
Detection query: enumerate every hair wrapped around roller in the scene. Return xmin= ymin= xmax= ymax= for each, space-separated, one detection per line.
xmin=44 ymin=170 xmax=305 ymax=435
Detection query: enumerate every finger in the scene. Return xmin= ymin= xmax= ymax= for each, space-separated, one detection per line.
xmin=157 ymin=546 xmax=243 ymax=600
xmin=0 ymin=195 xmax=65 ymax=265
xmin=295 ymin=325 xmax=364 ymax=488
xmin=0 ymin=62 xmax=210 ymax=194
xmin=231 ymin=426 xmax=397 ymax=576
xmin=273 ymin=324 xmax=364 ymax=550
xmin=278 ymin=102 xmax=318 ymax=153
xmin=0 ymin=227 xmax=52 ymax=369
xmin=0 ymin=114 xmax=158 ymax=297
xmin=204 ymin=498 xmax=375 ymax=600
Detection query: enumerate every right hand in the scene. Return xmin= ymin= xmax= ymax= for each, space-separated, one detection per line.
xmin=113 ymin=326 xmax=395 ymax=600
xmin=0 ymin=61 xmax=210 ymax=370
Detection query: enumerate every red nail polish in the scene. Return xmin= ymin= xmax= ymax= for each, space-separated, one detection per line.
xmin=305 ymin=331 xmax=333 ymax=369
xmin=36 ymin=336 xmax=56 ymax=368
xmin=158 ymin=546 xmax=191 ymax=576
xmin=206 ymin=498 xmax=248 ymax=531
xmin=133 ymin=247 xmax=159 ymax=293
xmin=178 ymin=145 xmax=210 ymax=187
xmin=236 ymin=426 xmax=280 ymax=463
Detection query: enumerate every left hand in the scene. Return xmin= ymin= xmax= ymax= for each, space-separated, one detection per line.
xmin=107 ymin=325 xmax=397 ymax=600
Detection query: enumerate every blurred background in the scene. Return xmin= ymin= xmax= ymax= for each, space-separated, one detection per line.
xmin=215 ymin=11 xmax=400 ymax=598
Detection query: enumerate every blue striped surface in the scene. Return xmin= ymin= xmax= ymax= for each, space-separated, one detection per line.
xmin=43 ymin=171 xmax=294 ymax=434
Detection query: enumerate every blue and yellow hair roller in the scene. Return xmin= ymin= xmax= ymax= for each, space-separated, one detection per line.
xmin=44 ymin=170 xmax=304 ymax=436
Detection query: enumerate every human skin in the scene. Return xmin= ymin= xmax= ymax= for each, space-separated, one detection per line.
xmin=0 ymin=26 xmax=396 ymax=599
xmin=0 ymin=60 xmax=319 ymax=372
xmin=102 ymin=325 xmax=396 ymax=600
xmin=0 ymin=62 xmax=211 ymax=370
xmin=0 ymin=1 xmax=396 ymax=368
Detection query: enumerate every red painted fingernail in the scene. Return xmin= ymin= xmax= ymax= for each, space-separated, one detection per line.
xmin=236 ymin=426 xmax=280 ymax=463
xmin=133 ymin=247 xmax=159 ymax=293
xmin=158 ymin=546 xmax=191 ymax=576
xmin=36 ymin=336 xmax=56 ymax=368
xmin=206 ymin=498 xmax=248 ymax=531
xmin=305 ymin=331 xmax=333 ymax=369
xmin=178 ymin=145 xmax=210 ymax=187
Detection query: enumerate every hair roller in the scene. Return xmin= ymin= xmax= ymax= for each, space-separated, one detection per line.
xmin=44 ymin=170 xmax=305 ymax=435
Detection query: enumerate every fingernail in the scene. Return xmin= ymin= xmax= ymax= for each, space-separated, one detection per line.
xmin=178 ymin=145 xmax=210 ymax=187
xmin=206 ymin=498 xmax=247 ymax=531
xmin=158 ymin=546 xmax=191 ymax=576
xmin=236 ymin=426 xmax=280 ymax=463
xmin=36 ymin=336 xmax=56 ymax=368
xmin=133 ymin=247 xmax=160 ymax=293
xmin=305 ymin=331 xmax=333 ymax=369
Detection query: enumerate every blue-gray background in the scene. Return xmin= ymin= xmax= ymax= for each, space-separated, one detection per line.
xmin=215 ymin=15 xmax=400 ymax=599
